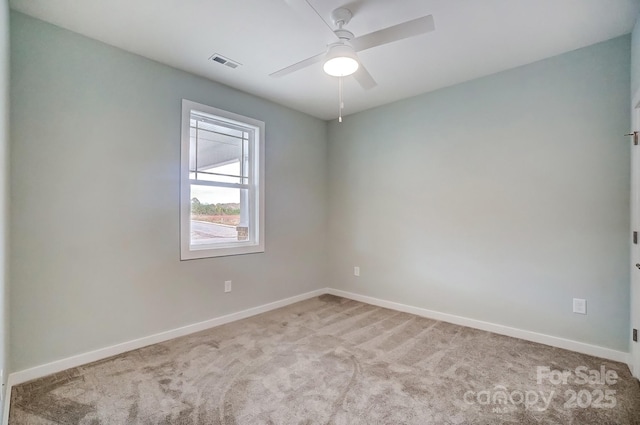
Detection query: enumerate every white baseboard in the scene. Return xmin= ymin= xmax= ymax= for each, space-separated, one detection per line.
xmin=1 ymin=383 xmax=8 ymax=425
xmin=3 ymin=286 xmax=631 ymax=425
xmin=6 ymin=289 xmax=325 ymax=388
xmin=326 ymin=288 xmax=630 ymax=364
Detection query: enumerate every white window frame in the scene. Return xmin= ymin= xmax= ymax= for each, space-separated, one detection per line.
xmin=180 ymin=99 xmax=265 ymax=260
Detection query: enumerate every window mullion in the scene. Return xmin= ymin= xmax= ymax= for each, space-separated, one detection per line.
xmin=195 ymin=121 xmax=199 ymax=181
xmin=189 ymin=180 xmax=249 ymax=190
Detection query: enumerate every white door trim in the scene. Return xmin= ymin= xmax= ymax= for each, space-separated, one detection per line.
xmin=629 ymin=88 xmax=640 ymax=378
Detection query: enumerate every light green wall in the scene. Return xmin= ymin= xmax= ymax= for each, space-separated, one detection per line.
xmin=0 ymin=0 xmax=8 ymax=408
xmin=9 ymin=12 xmax=328 ymax=371
xmin=8 ymin=10 xmax=635 ymax=372
xmin=328 ymin=36 xmax=631 ymax=351
xmin=632 ymin=14 xmax=640 ymax=96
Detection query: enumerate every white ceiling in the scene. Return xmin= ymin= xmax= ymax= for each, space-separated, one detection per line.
xmin=9 ymin=0 xmax=640 ymax=120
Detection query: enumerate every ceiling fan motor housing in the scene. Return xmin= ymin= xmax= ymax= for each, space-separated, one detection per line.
xmin=331 ymin=8 xmax=353 ymax=28
xmin=334 ymin=28 xmax=354 ymax=41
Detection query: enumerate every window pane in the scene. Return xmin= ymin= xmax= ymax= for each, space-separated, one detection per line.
xmin=189 ymin=115 xmax=250 ymax=184
xmin=196 ymin=128 xmax=241 ymax=168
xmin=194 ymin=162 xmax=247 ymax=184
xmin=190 ymin=185 xmax=249 ymax=245
xmin=195 ymin=116 xmax=244 ymax=139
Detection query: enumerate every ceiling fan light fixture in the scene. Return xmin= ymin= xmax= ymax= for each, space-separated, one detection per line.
xmin=323 ymin=44 xmax=359 ymax=77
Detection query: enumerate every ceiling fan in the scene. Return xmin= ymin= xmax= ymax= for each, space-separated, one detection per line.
xmin=271 ymin=0 xmax=436 ymax=90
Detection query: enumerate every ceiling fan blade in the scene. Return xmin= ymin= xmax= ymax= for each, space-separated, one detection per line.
xmin=353 ymin=64 xmax=377 ymax=90
xmin=270 ymin=51 xmax=326 ymax=78
xmin=351 ymin=15 xmax=435 ymax=52
xmin=283 ymin=0 xmax=338 ymax=42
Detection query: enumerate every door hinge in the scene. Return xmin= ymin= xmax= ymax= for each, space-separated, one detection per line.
xmin=626 ymin=131 xmax=639 ymax=145
xmin=634 ymin=328 xmax=638 ymax=342
xmin=634 ymin=231 xmax=637 ymax=244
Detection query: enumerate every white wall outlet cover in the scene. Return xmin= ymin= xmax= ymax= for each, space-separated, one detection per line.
xmin=354 ymin=266 xmax=360 ymax=277
xmin=573 ymin=298 xmax=587 ymax=314
xmin=224 ymin=280 xmax=232 ymax=293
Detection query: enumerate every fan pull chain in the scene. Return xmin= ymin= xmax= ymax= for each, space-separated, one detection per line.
xmin=338 ymin=76 xmax=344 ymax=123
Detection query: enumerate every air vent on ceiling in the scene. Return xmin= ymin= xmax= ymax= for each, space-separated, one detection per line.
xmin=209 ymin=54 xmax=241 ymax=69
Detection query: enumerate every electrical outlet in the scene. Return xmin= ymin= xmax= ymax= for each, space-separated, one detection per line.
xmin=354 ymin=266 xmax=360 ymax=277
xmin=572 ymin=298 xmax=586 ymax=315
xmin=224 ymin=280 xmax=232 ymax=293
xmin=634 ymin=329 xmax=638 ymax=342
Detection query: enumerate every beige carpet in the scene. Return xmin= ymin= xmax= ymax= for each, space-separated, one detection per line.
xmin=9 ymin=295 xmax=640 ymax=424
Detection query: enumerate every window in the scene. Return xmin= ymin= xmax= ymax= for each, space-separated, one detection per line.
xmin=180 ymin=100 xmax=265 ymax=259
